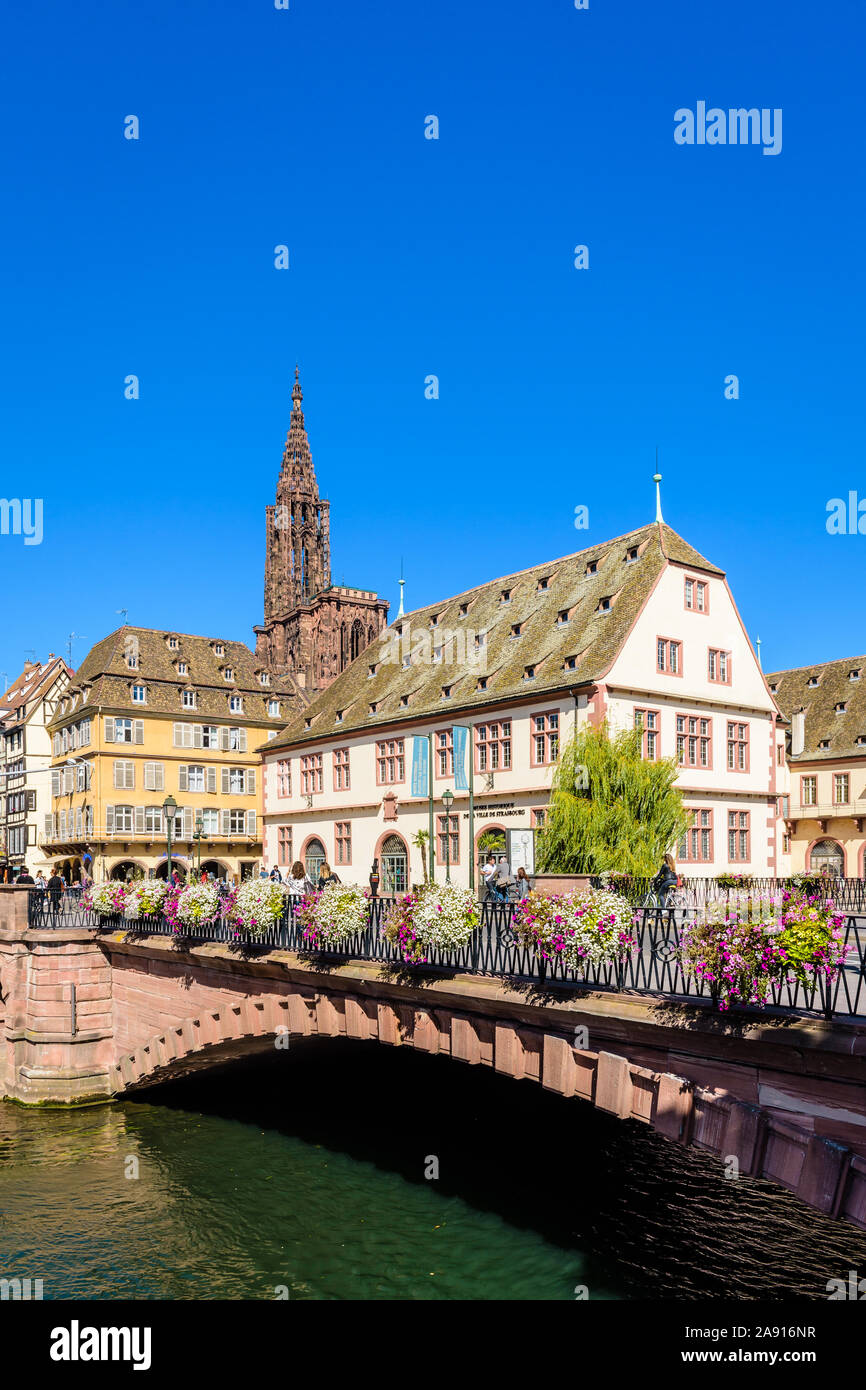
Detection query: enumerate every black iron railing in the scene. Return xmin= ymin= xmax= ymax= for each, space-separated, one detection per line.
xmin=24 ymin=889 xmax=866 ymax=1022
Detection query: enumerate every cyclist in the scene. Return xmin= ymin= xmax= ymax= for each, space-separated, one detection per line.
xmin=650 ymin=854 xmax=678 ymax=908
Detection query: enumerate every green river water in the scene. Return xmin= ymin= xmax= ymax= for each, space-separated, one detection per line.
xmin=2 ymin=1039 xmax=865 ymax=1300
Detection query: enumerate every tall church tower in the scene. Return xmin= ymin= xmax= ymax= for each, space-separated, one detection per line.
xmin=255 ymin=370 xmax=389 ymax=689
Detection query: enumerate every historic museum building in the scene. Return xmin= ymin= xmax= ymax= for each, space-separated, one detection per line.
xmin=769 ymin=656 xmax=866 ymax=877
xmin=253 ymin=369 xmax=389 ymax=690
xmin=260 ymin=517 xmax=789 ymax=891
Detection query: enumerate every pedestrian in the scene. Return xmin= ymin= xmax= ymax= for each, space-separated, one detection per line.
xmin=481 ymin=854 xmax=497 ymax=901
xmin=286 ymin=859 xmax=314 ymax=902
xmin=269 ymin=865 xmax=283 ymax=883
xmin=515 ymin=866 xmax=531 ymax=901
xmin=317 ymin=861 xmax=341 ymax=891
xmin=259 ymin=867 xmax=268 ymax=880
xmin=651 ymin=853 xmax=678 ymax=908
xmin=46 ymin=868 xmax=64 ymax=918
xmin=16 ymin=866 xmax=35 ymax=886
xmin=493 ymin=854 xmax=513 ymax=904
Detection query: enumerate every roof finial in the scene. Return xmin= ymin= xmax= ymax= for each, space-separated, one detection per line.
xmin=756 ymin=635 xmax=762 ymax=670
xmin=397 ymin=557 xmax=405 ymax=618
xmin=292 ymin=365 xmax=303 ymax=413
xmin=653 ymin=451 xmax=663 ymax=524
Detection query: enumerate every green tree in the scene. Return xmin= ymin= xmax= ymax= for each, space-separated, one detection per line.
xmin=412 ymin=829 xmax=431 ymax=884
xmin=537 ymin=721 xmax=689 ymax=876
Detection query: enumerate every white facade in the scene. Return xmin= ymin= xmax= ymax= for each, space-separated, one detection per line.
xmin=1 ymin=658 xmax=71 ymax=876
xmin=261 ymin=547 xmax=788 ymax=890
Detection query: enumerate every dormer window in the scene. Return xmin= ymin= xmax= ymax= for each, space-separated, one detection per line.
xmin=223 ymin=668 xmax=234 ymax=682
xmin=260 ymin=671 xmax=270 ymax=686
xmin=268 ymin=700 xmax=280 ymax=717
xmin=851 ymin=670 xmax=862 ymax=682
xmin=511 ymin=622 xmax=523 ymax=638
xmin=369 ymin=701 xmax=378 ymax=715
xmin=441 ymin=685 xmax=453 ymax=699
xmin=400 ymin=694 xmax=409 ymax=708
xmin=818 ymin=739 xmax=830 ymax=750
xmin=500 ymin=589 xmax=511 ymax=604
xmin=182 ymin=689 xmax=196 ymax=709
xmin=459 ymin=603 xmax=469 ymax=617
xmin=557 ymin=609 xmax=570 ymax=626
xmin=430 ymin=614 xmax=439 ymax=628
xmin=769 ymin=682 xmax=777 ymax=692
xmin=808 ymin=676 xmax=820 ymax=688
xmin=126 ymin=652 xmax=138 ymax=670
xmin=537 ymin=576 xmax=549 ymax=592
xmin=597 ymin=596 xmax=611 ymax=614
xmin=335 ymin=710 xmax=344 ymax=724
xmin=167 ymin=636 xmax=178 ymax=650
xmin=564 ymin=656 xmax=577 ymax=671
xmin=857 ymin=735 xmax=866 ymax=747
xmin=131 ymin=685 xmax=146 ymax=704
xmin=395 ymin=624 xmax=403 ymax=639
xmin=835 ymin=702 xmax=847 ymax=713
xmin=625 ymin=546 xmax=638 ymax=563
xmin=586 ymin=560 xmax=597 ymax=576
xmin=368 ymin=663 xmax=377 ymax=678
xmin=214 ymin=643 xmax=224 ymax=656
xmin=229 ymin=695 xmax=243 ymax=713
xmin=477 ymin=676 xmax=488 ymax=691
xmin=402 ymin=654 xmax=411 ymax=669
xmin=177 ymin=661 xmax=188 ymax=676
xmin=433 ymin=643 xmax=443 ymax=663
xmin=524 ymin=664 xmax=536 ymax=680
xmin=474 ymin=632 xmax=486 ymax=651
xmin=304 ymin=717 xmax=312 ymax=729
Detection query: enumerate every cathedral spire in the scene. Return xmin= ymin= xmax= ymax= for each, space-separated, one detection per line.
xmin=280 ymin=365 xmax=317 ymax=491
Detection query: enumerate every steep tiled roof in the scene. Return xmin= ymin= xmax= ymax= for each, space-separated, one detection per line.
xmin=767 ymin=656 xmax=866 ymax=762
xmin=0 ymin=657 xmax=69 ymax=727
xmin=51 ymin=627 xmax=306 ymax=729
xmin=264 ymin=522 xmax=722 ymax=752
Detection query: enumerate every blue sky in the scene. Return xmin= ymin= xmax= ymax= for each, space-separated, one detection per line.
xmin=1 ymin=0 xmax=863 ymax=682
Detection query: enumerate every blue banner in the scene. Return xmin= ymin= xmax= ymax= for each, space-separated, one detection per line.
xmin=410 ymin=736 xmax=429 ymax=798
xmin=453 ymin=725 xmax=469 ymax=791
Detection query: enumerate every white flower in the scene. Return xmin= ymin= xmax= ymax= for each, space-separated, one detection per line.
xmin=176 ymin=882 xmax=221 ymax=926
xmin=411 ymin=884 xmax=479 ymax=952
xmin=301 ymin=883 xmax=369 ymax=946
xmin=124 ymin=879 xmax=168 ymax=919
xmin=231 ymin=879 xmax=288 ymax=935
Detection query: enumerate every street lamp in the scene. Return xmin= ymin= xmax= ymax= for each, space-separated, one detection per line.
xmin=442 ymin=788 xmax=454 ymax=883
xmin=162 ymin=795 xmax=178 ymax=882
xmin=193 ymin=814 xmax=204 ymax=878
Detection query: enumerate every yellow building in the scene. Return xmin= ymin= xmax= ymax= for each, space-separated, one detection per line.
xmin=769 ymin=656 xmax=866 ymax=877
xmin=42 ymin=626 xmax=303 ymax=882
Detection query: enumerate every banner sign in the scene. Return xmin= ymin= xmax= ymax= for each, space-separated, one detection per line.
xmin=410 ymin=736 xmax=429 ymax=798
xmin=452 ymin=725 xmax=470 ymax=792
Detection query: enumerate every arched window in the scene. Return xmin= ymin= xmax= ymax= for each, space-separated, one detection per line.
xmin=350 ymin=619 xmax=363 ymax=662
xmin=305 ymin=838 xmax=327 ymax=881
xmin=340 ymin=623 xmax=348 ymax=671
xmin=381 ymin=834 xmax=408 ymax=894
xmin=809 ymin=838 xmax=844 ymax=877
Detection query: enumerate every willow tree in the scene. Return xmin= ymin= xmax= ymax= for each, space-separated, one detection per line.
xmin=536 ymin=721 xmax=689 ymax=876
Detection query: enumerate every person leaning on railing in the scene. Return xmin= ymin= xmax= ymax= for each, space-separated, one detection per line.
xmin=46 ymin=870 xmax=64 ymax=917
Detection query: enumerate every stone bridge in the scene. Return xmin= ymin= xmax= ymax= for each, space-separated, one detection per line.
xmin=1 ymin=887 xmax=866 ymax=1230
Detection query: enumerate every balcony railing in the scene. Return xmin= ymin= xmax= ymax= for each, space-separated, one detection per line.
xmin=788 ymin=803 xmax=864 ymax=819
xmin=38 ymin=827 xmax=260 ymax=847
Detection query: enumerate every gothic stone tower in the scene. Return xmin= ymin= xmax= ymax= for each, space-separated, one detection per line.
xmin=254 ymin=370 xmax=389 ymax=690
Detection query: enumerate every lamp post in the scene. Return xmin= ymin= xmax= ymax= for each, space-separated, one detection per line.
xmin=193 ymin=815 xmax=204 ymax=878
xmin=162 ymin=795 xmax=177 ymax=883
xmin=442 ymin=788 xmax=454 ymax=883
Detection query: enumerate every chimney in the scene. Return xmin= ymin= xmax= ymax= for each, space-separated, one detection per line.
xmin=791 ymin=707 xmax=806 ymax=758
